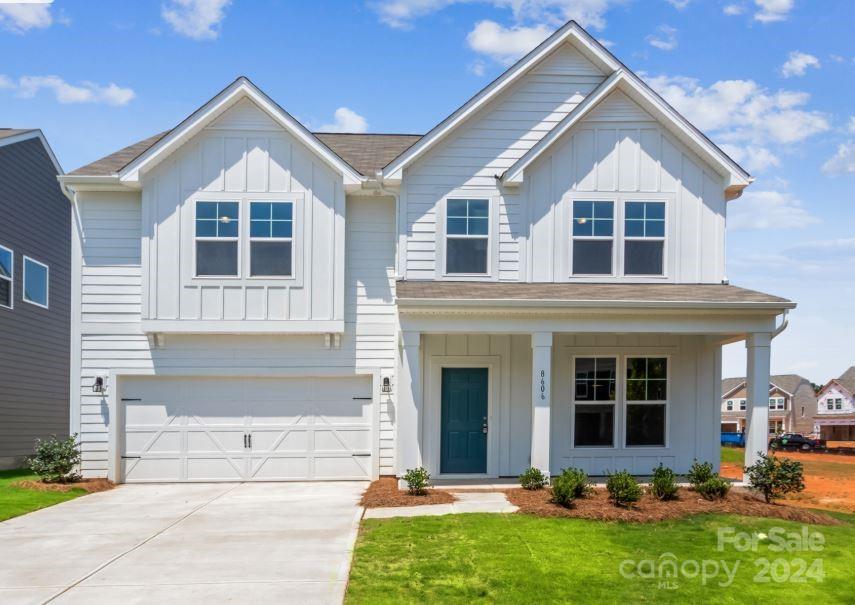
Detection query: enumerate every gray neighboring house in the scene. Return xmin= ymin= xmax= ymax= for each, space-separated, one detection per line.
xmin=721 ymin=374 xmax=817 ymax=437
xmin=0 ymin=129 xmax=70 ymax=469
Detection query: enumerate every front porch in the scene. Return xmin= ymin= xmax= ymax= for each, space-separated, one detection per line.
xmin=395 ymin=282 xmax=794 ymax=481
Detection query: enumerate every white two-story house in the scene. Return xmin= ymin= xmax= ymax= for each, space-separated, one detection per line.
xmin=814 ymin=367 xmax=855 ymax=441
xmin=59 ymin=21 xmax=793 ymax=484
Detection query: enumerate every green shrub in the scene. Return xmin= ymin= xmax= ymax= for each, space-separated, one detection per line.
xmin=519 ymin=467 xmax=548 ymax=490
xmin=745 ymin=452 xmax=805 ymax=503
xmin=606 ymin=470 xmax=643 ymax=507
xmin=402 ymin=467 xmax=431 ymax=495
xmin=558 ymin=467 xmax=592 ymax=498
xmin=649 ymin=464 xmax=679 ymax=501
xmin=28 ymin=434 xmax=81 ymax=483
xmin=687 ymin=459 xmax=714 ymax=489
xmin=696 ymin=476 xmax=731 ymax=500
xmin=550 ymin=473 xmax=576 ymax=508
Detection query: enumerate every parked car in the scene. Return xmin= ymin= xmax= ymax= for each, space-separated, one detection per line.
xmin=769 ymin=433 xmax=826 ymax=451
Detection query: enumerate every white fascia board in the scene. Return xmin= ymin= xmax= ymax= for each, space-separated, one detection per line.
xmin=119 ymin=78 xmax=363 ymax=186
xmin=396 ymin=298 xmax=796 ymax=311
xmin=381 ymin=21 xmax=619 ymax=182
xmin=58 ymin=175 xmax=130 ymax=193
xmin=140 ymin=319 xmax=345 ymax=334
xmin=502 ymin=70 xmax=624 ymax=185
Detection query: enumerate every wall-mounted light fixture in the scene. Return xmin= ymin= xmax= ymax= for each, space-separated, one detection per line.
xmin=381 ymin=377 xmax=392 ymax=393
xmin=93 ymin=376 xmax=105 ymax=393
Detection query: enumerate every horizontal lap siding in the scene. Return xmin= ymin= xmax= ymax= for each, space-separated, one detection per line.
xmin=404 ymin=43 xmax=605 ymax=281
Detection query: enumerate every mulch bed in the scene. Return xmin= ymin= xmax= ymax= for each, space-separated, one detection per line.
xmin=507 ymin=487 xmax=841 ymax=525
xmin=361 ymin=477 xmax=456 ymax=508
xmin=11 ymin=478 xmax=114 ymax=494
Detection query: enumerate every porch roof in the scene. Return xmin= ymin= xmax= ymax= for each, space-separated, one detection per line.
xmin=396 ymin=281 xmax=794 ymax=311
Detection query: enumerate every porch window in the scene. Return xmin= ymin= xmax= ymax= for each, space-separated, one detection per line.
xmin=195 ymin=201 xmax=239 ymax=277
xmin=249 ymin=201 xmax=293 ymax=277
xmin=573 ymin=357 xmax=616 ymax=447
xmin=624 ymin=201 xmax=665 ymax=276
xmin=0 ymin=244 xmax=11 ymax=309
xmin=446 ymin=198 xmax=489 ymax=274
xmin=571 ymin=201 xmax=613 ymax=275
xmin=625 ymin=357 xmax=667 ymax=447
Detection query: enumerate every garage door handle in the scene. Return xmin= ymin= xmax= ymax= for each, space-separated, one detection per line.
xmin=121 ymin=456 xmax=141 ymax=459
xmin=243 ymin=434 xmax=248 ymax=448
xmin=352 ymin=452 xmax=371 ymax=457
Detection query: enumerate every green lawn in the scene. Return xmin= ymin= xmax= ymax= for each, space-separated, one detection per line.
xmin=721 ymin=447 xmax=744 ymax=465
xmin=347 ymin=513 xmax=855 ymax=604
xmin=0 ymin=469 xmax=87 ymax=521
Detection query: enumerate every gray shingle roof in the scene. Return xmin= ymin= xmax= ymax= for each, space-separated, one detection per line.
xmin=70 ymin=131 xmax=422 ymax=177
xmin=396 ymin=281 xmax=793 ymax=306
xmin=834 ymin=366 xmax=855 ymax=395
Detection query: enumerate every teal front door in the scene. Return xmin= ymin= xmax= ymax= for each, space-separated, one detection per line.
xmin=441 ymin=368 xmax=488 ymax=474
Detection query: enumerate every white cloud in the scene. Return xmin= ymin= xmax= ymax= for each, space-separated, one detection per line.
xmin=723 ymin=4 xmax=745 ymax=15
xmin=646 ymin=24 xmax=677 ymax=51
xmin=0 ymin=75 xmax=135 ymax=106
xmin=318 ymin=107 xmax=369 ymax=133
xmin=728 ymin=190 xmax=820 ymax=230
xmin=665 ymin=0 xmax=689 ymax=8
xmin=162 ymin=0 xmax=231 ymax=40
xmin=720 ymin=143 xmax=780 ymax=173
xmin=847 ymin=116 xmax=855 ymax=133
xmin=371 ymin=0 xmax=624 ymax=31
xmin=753 ymin=0 xmax=793 ymax=23
xmin=0 ymin=1 xmax=53 ymax=33
xmin=466 ymin=20 xmax=551 ymax=65
xmin=821 ymin=142 xmax=855 ymax=176
xmin=468 ymin=59 xmax=487 ymax=76
xmin=646 ymin=75 xmax=830 ymax=158
xmin=780 ymin=51 xmax=820 ymax=78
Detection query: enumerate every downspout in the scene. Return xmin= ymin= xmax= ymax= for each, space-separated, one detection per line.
xmin=375 ymin=173 xmax=402 ymax=279
xmin=771 ymin=309 xmax=789 ymax=339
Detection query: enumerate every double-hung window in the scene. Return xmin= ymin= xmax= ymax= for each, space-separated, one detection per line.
xmin=0 ymin=244 xmax=12 ymax=309
xmin=571 ymin=201 xmax=613 ymax=275
xmin=827 ymin=400 xmax=834 ymax=411
xmin=195 ymin=201 xmax=239 ymax=277
xmin=446 ymin=199 xmax=489 ymax=275
xmin=726 ymin=400 xmax=733 ymax=411
xmin=573 ymin=357 xmax=616 ymax=447
xmin=769 ymin=397 xmax=785 ymax=410
xmin=23 ymin=256 xmax=48 ymax=308
xmin=835 ymin=398 xmax=843 ymax=410
xmin=250 ymin=201 xmax=293 ymax=277
xmin=625 ymin=357 xmax=667 ymax=447
xmin=740 ymin=400 xmax=746 ymax=411
xmin=624 ymin=201 xmax=665 ymax=276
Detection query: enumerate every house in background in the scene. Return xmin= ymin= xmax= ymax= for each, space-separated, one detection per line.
xmin=814 ymin=366 xmax=855 ymax=440
xmin=58 ymin=21 xmax=793 ymax=484
xmin=720 ymin=375 xmax=816 ymax=437
xmin=0 ymin=129 xmax=70 ymax=470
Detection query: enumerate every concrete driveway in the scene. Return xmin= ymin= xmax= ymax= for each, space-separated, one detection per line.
xmin=0 ymin=482 xmax=366 ymax=604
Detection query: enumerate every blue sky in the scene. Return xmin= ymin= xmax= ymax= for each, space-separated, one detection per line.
xmin=1 ymin=0 xmax=853 ymax=383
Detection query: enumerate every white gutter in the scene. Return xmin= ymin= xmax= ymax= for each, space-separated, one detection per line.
xmin=396 ymin=298 xmax=797 ymax=311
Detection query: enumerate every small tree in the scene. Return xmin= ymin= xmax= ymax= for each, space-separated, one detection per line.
xmin=687 ymin=459 xmax=714 ymax=490
xmin=745 ymin=452 xmax=805 ymax=503
xmin=28 ymin=434 xmax=81 ymax=483
xmin=519 ymin=467 xmax=548 ymax=490
xmin=650 ymin=464 xmax=679 ymax=501
xmin=402 ymin=467 xmax=432 ymax=495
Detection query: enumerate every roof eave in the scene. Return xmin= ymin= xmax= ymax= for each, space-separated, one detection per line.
xmin=396 ymin=298 xmax=796 ymax=311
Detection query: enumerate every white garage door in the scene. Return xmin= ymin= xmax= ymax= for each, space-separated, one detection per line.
xmin=120 ymin=376 xmax=374 ymax=482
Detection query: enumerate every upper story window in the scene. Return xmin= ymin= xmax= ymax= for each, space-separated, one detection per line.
xmin=446 ymin=198 xmax=489 ymax=275
xmin=739 ymin=399 xmax=746 ymax=411
xmin=625 ymin=357 xmax=667 ymax=447
xmin=23 ymin=256 xmax=49 ymax=309
xmin=726 ymin=400 xmax=733 ymax=411
xmin=769 ymin=397 xmax=785 ymax=410
xmin=250 ymin=202 xmax=293 ymax=277
xmin=572 ymin=201 xmax=613 ymax=275
xmin=826 ymin=399 xmax=833 ymax=410
xmin=0 ymin=244 xmax=12 ymax=309
xmin=624 ymin=201 xmax=665 ymax=276
xmin=835 ymin=398 xmax=843 ymax=410
xmin=195 ymin=201 xmax=239 ymax=277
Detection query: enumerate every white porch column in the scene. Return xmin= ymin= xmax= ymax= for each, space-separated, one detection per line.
xmin=397 ymin=331 xmax=422 ymax=475
xmin=531 ymin=332 xmax=552 ymax=475
xmin=744 ymin=332 xmax=772 ymax=476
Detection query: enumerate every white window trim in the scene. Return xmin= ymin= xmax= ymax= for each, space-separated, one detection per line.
xmin=437 ymin=191 xmax=499 ymax=281
xmin=622 ymin=200 xmax=668 ymax=278
xmin=570 ymin=355 xmax=619 ymax=450
xmin=570 ymin=199 xmax=616 ymax=278
xmin=22 ymin=255 xmax=49 ymax=309
xmin=622 ymin=355 xmax=670 ymax=449
xmin=0 ymin=243 xmax=12 ymax=310
xmin=193 ymin=199 xmax=241 ymax=279
xmin=248 ymin=200 xmax=295 ymax=279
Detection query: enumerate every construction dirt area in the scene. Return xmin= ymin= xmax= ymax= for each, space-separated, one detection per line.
xmin=721 ymin=448 xmax=855 ymax=513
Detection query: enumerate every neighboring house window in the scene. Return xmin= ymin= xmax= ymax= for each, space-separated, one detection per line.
xmin=573 ymin=357 xmax=616 ymax=447
xmin=446 ymin=199 xmax=489 ymax=274
xmin=739 ymin=400 xmax=746 ymax=411
xmin=624 ymin=201 xmax=665 ymax=276
xmin=195 ymin=201 xmax=239 ymax=277
xmin=726 ymin=400 xmax=733 ymax=411
xmin=572 ymin=201 xmax=614 ymax=275
xmin=22 ymin=256 xmax=49 ymax=309
xmin=0 ymin=244 xmax=11 ymax=309
xmin=835 ymin=398 xmax=843 ymax=410
xmin=249 ymin=201 xmax=293 ymax=277
xmin=801 ymin=406 xmax=805 ymax=417
xmin=827 ymin=400 xmax=834 ymax=411
xmin=625 ymin=357 xmax=667 ymax=447
xmin=768 ymin=397 xmax=785 ymax=410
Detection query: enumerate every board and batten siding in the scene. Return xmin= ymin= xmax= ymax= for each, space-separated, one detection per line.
xmin=0 ymin=137 xmax=70 ymax=468
xmin=524 ymin=90 xmax=727 ymax=283
xmin=403 ymin=43 xmax=606 ymax=281
xmin=141 ymin=98 xmax=345 ymax=325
